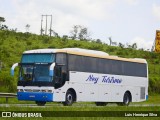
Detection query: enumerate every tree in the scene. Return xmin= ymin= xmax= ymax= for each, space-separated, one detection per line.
xmin=126 ymin=43 xmax=132 ymax=48
xmin=108 ymin=37 xmax=112 ymax=46
xmin=53 ymin=31 xmax=59 ymax=38
xmin=25 ymin=24 xmax=30 ymax=33
xmin=119 ymin=42 xmax=125 ymax=48
xmin=0 ymin=25 xmax=8 ymax=30
xmin=70 ymin=25 xmax=90 ymax=40
xmin=62 ymin=35 xmax=68 ymax=42
xmin=78 ymin=27 xmax=88 ymax=40
xmin=0 ymin=17 xmax=5 ymax=23
xmin=0 ymin=17 xmax=6 ymax=29
xmin=96 ymin=39 xmax=102 ymax=44
xmin=70 ymin=25 xmax=79 ymax=39
xmin=132 ymin=43 xmax=137 ymax=49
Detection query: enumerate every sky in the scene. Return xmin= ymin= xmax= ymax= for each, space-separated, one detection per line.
xmin=0 ymin=0 xmax=160 ymax=50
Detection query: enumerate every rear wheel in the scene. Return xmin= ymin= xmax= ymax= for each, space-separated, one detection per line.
xmin=95 ymin=102 xmax=107 ymax=106
xmin=117 ymin=92 xmax=131 ymax=106
xmin=63 ymin=91 xmax=74 ymax=106
xmin=35 ymin=101 xmax=46 ymax=106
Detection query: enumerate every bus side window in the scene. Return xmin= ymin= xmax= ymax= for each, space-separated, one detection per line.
xmin=56 ymin=53 xmax=66 ymax=65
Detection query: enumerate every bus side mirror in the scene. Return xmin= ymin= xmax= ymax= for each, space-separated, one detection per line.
xmin=49 ymin=63 xmax=55 ymax=77
xmin=11 ymin=63 xmax=19 ymax=76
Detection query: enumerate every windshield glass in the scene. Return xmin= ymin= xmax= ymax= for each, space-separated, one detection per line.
xmin=21 ymin=54 xmax=55 ymax=63
xmin=20 ymin=64 xmax=52 ymax=82
xmin=34 ymin=64 xmax=51 ymax=82
xmin=20 ymin=65 xmax=34 ymax=81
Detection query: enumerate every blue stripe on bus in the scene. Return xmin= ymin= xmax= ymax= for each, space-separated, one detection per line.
xmin=17 ymin=92 xmax=53 ymax=102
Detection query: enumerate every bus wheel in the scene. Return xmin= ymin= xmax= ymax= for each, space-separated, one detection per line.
xmin=35 ymin=101 xmax=46 ymax=106
xmin=95 ymin=102 xmax=107 ymax=106
xmin=63 ymin=91 xmax=74 ymax=106
xmin=123 ymin=92 xmax=131 ymax=106
xmin=117 ymin=92 xmax=131 ymax=106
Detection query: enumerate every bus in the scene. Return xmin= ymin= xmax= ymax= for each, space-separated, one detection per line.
xmin=11 ymin=48 xmax=148 ymax=106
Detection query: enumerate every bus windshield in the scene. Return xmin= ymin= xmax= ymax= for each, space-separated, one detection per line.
xmin=20 ymin=53 xmax=55 ymax=82
xmin=20 ymin=64 xmax=52 ymax=82
xmin=21 ymin=54 xmax=55 ymax=63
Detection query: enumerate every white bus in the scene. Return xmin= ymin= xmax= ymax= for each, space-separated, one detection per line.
xmin=11 ymin=48 xmax=148 ymax=106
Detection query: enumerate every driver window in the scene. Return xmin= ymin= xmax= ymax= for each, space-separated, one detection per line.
xmin=21 ymin=66 xmax=33 ymax=81
xmin=56 ymin=53 xmax=66 ymax=64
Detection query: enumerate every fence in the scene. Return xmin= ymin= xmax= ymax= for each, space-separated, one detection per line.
xmin=0 ymin=93 xmax=17 ymax=103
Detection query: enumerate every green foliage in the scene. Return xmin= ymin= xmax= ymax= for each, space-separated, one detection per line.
xmin=0 ymin=30 xmax=160 ymax=94
xmin=0 ymin=71 xmax=16 ymax=92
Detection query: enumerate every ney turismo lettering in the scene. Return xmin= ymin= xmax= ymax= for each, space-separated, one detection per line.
xmin=86 ymin=75 xmax=99 ymax=84
xmin=102 ymin=76 xmax=122 ymax=83
xmin=86 ymin=75 xmax=122 ymax=84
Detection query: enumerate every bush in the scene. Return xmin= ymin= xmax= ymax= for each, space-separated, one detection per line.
xmin=149 ymin=77 xmax=160 ymax=94
xmin=0 ymin=71 xmax=16 ymax=92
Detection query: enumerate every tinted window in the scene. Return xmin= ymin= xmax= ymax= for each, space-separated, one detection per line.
xmin=68 ymin=54 xmax=147 ymax=77
xmin=56 ymin=53 xmax=66 ymax=64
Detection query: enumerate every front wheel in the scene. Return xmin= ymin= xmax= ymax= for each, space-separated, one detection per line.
xmin=35 ymin=101 xmax=46 ymax=106
xmin=63 ymin=91 xmax=74 ymax=106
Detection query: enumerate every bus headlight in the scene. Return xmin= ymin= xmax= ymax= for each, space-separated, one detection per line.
xmin=41 ymin=89 xmax=47 ymax=92
xmin=48 ymin=90 xmax=52 ymax=93
xmin=17 ymin=89 xmax=24 ymax=92
xmin=41 ymin=89 xmax=52 ymax=93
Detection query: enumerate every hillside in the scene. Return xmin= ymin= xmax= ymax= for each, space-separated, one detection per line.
xmin=0 ymin=30 xmax=160 ymax=94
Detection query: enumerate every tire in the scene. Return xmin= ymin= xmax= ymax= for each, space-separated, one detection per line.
xmin=95 ymin=102 xmax=107 ymax=106
xmin=35 ymin=101 xmax=46 ymax=106
xmin=63 ymin=91 xmax=74 ymax=106
xmin=117 ymin=92 xmax=130 ymax=106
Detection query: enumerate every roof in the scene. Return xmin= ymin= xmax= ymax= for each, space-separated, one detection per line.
xmin=23 ymin=48 xmax=147 ymax=64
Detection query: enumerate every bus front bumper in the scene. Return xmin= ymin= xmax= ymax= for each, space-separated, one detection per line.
xmin=17 ymin=92 xmax=53 ymax=102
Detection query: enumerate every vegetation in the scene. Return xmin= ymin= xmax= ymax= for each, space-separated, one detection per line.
xmin=0 ymin=94 xmax=159 ymax=104
xmin=0 ymin=29 xmax=160 ymax=94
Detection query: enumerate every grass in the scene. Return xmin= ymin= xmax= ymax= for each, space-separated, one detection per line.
xmin=0 ymin=105 xmax=160 ymax=111
xmin=0 ymin=95 xmax=160 ymax=104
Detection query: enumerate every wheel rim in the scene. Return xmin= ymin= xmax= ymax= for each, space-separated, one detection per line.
xmin=67 ymin=94 xmax=73 ymax=103
xmin=124 ymin=95 xmax=129 ymax=105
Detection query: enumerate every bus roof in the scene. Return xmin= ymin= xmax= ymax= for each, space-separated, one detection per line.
xmin=23 ymin=48 xmax=147 ymax=64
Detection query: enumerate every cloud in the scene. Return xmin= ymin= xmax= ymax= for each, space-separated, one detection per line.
xmin=129 ymin=37 xmax=153 ymax=50
xmin=125 ymin=0 xmax=138 ymax=5
xmin=2 ymin=0 xmax=116 ymax=36
xmin=152 ymin=3 xmax=160 ymax=21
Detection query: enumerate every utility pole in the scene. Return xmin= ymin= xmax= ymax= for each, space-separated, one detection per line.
xmin=40 ymin=15 xmax=53 ymax=36
xmin=45 ymin=15 xmax=47 ymax=35
xmin=40 ymin=15 xmax=43 ymax=35
xmin=50 ymin=15 xmax=52 ymax=37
